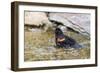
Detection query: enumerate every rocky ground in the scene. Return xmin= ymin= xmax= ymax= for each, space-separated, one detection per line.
xmin=24 ymin=29 xmax=90 ymax=61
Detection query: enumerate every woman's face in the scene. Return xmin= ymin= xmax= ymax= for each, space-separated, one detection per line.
xmin=55 ymin=28 xmax=63 ymax=35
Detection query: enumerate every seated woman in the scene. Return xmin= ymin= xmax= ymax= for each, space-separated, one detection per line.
xmin=55 ymin=28 xmax=82 ymax=49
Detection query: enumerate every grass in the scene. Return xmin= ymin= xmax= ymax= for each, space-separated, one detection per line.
xmin=24 ymin=28 xmax=90 ymax=61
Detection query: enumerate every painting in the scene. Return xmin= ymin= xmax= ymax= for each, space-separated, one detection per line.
xmin=24 ymin=11 xmax=91 ymax=61
xmin=11 ymin=1 xmax=97 ymax=71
